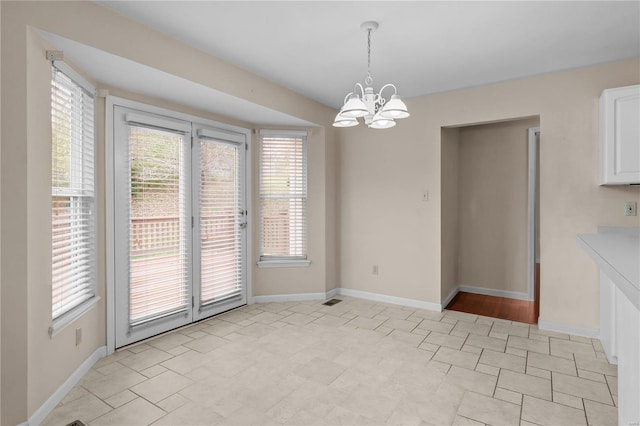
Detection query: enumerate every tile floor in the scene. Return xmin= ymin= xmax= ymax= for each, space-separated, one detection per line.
xmin=43 ymin=297 xmax=618 ymax=425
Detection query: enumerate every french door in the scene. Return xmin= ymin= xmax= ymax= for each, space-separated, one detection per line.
xmin=114 ymin=106 xmax=247 ymax=347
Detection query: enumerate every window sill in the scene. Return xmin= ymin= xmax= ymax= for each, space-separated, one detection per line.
xmin=257 ymin=260 xmax=311 ymax=269
xmin=49 ymin=296 xmax=100 ymax=338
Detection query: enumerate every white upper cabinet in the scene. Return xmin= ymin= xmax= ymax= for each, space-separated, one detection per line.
xmin=600 ymin=85 xmax=640 ymax=185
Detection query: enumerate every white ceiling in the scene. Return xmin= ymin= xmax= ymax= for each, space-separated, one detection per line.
xmin=96 ymin=1 xmax=640 ymax=109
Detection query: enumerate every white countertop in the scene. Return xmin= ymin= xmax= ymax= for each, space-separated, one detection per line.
xmin=577 ymin=227 xmax=639 ymax=310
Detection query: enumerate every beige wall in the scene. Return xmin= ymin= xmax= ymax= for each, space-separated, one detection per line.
xmin=1 ymin=1 xmax=337 ymax=424
xmin=339 ymin=123 xmax=442 ymax=302
xmin=441 ymin=128 xmax=460 ymax=301
xmin=457 ymin=117 xmax=539 ymax=295
xmin=1 ymin=4 xmax=30 ymax=423
xmin=339 ymin=58 xmax=640 ymax=327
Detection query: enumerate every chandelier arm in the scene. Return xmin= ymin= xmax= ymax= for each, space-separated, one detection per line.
xmin=377 ymin=83 xmax=398 ymax=101
xmin=353 ymin=83 xmax=365 ymax=97
xmin=343 ymin=92 xmax=354 ymax=104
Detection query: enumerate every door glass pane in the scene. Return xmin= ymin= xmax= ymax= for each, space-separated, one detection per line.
xmin=128 ymin=125 xmax=188 ymax=324
xmin=199 ymin=140 xmax=243 ymax=304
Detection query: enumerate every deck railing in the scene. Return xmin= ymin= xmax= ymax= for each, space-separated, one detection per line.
xmin=130 ymin=216 xmax=181 ymax=256
xmin=130 ymin=215 xmax=289 ymax=256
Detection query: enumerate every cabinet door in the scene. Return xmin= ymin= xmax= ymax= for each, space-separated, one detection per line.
xmin=600 ymin=85 xmax=640 ymax=185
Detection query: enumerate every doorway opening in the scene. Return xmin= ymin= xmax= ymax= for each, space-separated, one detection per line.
xmin=441 ymin=117 xmax=540 ymax=324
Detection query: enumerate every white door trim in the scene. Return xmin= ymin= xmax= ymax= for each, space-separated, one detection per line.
xmin=113 ymin=106 xmax=194 ymax=348
xmin=527 ymin=127 xmax=540 ymax=302
xmin=191 ymin=125 xmax=248 ymax=321
xmin=105 ymin=96 xmax=251 ymax=354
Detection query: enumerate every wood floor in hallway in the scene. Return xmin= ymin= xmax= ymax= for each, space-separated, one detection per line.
xmin=446 ymin=292 xmax=537 ymax=324
xmin=446 ymin=264 xmax=540 ymax=324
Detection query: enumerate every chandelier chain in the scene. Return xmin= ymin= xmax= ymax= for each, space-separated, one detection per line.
xmin=366 ymin=28 xmax=373 ymax=86
xmin=367 ymin=29 xmax=371 ymax=74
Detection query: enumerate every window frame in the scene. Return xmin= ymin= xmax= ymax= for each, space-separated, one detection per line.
xmin=257 ymin=129 xmax=310 ymax=268
xmin=49 ymin=61 xmax=99 ymax=336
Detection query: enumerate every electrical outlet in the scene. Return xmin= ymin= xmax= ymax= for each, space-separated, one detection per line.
xmin=372 ymin=265 xmax=379 ymax=275
xmin=75 ymin=328 xmax=82 ymax=346
xmin=624 ymin=202 xmax=637 ymax=216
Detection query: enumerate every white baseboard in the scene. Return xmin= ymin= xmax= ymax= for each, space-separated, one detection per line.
xmin=28 ymin=346 xmax=106 ymax=426
xmin=538 ymin=320 xmax=599 ymax=339
xmin=458 ymin=285 xmax=532 ymax=301
xmin=326 ymin=288 xmax=339 ymax=299
xmin=251 ymin=290 xmax=336 ymax=304
xmin=441 ymin=287 xmax=460 ymax=310
xmin=250 ymin=288 xmax=442 ymax=312
xmin=336 ymin=288 xmax=442 ymax=312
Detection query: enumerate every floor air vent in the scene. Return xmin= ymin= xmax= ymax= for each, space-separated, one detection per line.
xmin=66 ymin=421 xmax=86 ymax=426
xmin=323 ymin=299 xmax=342 ymax=306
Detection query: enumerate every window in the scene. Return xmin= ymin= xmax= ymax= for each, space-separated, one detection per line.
xmin=51 ymin=65 xmax=96 ymax=324
xmin=258 ymin=130 xmax=309 ymax=266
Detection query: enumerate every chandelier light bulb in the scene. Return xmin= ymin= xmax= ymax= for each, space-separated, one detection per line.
xmin=332 ymin=112 xmax=359 ymax=127
xmin=369 ymin=113 xmax=396 ymax=129
xmin=339 ymin=94 xmax=368 ymax=118
xmin=379 ymin=94 xmax=410 ymax=119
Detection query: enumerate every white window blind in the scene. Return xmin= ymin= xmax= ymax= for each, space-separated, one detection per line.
xmin=259 ymin=130 xmax=307 ymax=260
xmin=51 ymin=66 xmax=96 ymax=320
xmin=127 ymin=124 xmax=189 ymax=325
xmin=199 ymin=138 xmax=243 ymax=304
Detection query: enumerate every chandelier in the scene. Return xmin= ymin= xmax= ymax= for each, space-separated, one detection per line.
xmin=333 ymin=21 xmax=410 ymax=129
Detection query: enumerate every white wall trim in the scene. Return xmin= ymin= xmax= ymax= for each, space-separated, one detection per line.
xmin=326 ymin=288 xmax=339 ymax=299
xmin=336 ymin=288 xmax=442 ymax=312
xmin=441 ymin=287 xmax=460 ymax=310
xmin=245 ymin=127 xmax=253 ymax=319
xmin=251 ymin=291 xmax=333 ymax=304
xmin=248 ymin=287 xmax=442 ymax=312
xmin=256 ymin=260 xmax=311 ymax=269
xmin=458 ymin=285 xmax=532 ymax=301
xmin=27 ymin=346 xmax=106 ymax=426
xmin=538 ymin=320 xmax=599 ymax=339
xmin=49 ymin=296 xmax=100 ymax=337
xmin=527 ymin=127 xmax=540 ymax=302
xmin=105 ymin=96 xmax=116 ymax=355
